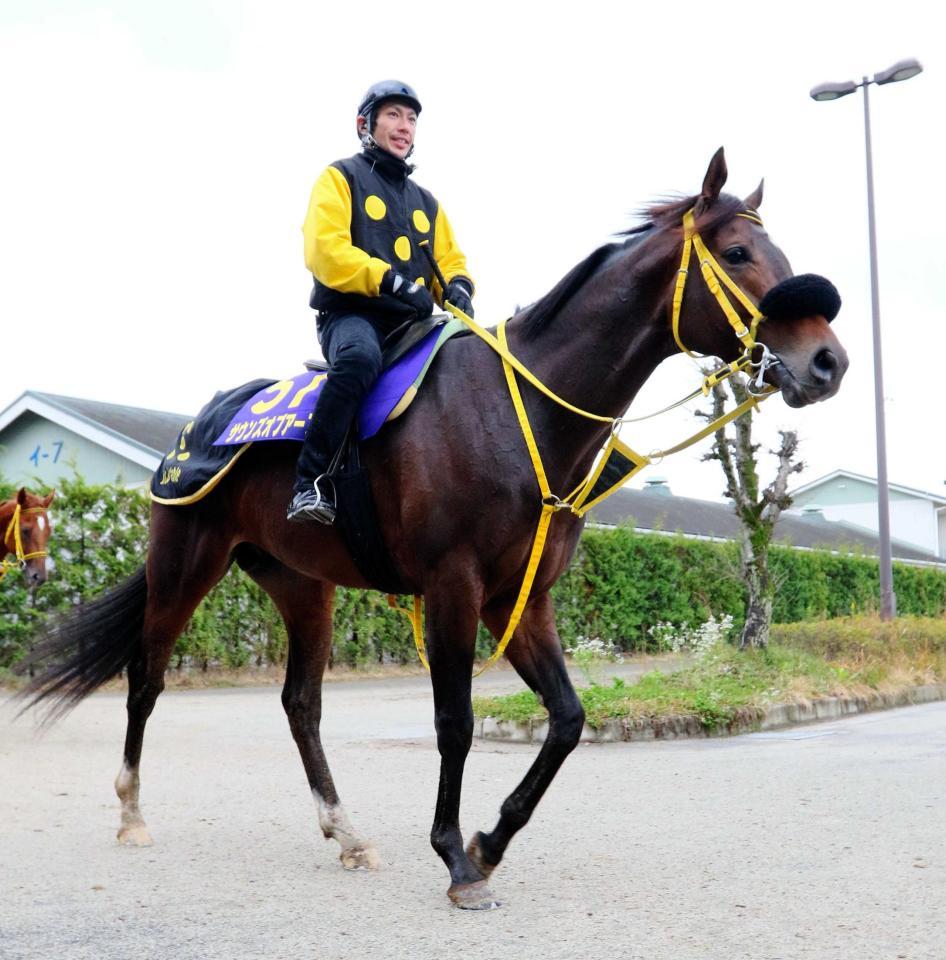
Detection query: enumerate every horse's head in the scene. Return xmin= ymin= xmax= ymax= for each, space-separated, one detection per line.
xmin=3 ymin=487 xmax=55 ymax=587
xmin=669 ymin=148 xmax=848 ymax=407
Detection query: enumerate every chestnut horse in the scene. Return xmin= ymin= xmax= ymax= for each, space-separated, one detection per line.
xmin=24 ymin=150 xmax=848 ymax=909
xmin=1 ymin=488 xmax=54 ymax=587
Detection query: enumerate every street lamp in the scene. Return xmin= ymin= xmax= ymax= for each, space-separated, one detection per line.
xmin=809 ymin=57 xmax=923 ymax=621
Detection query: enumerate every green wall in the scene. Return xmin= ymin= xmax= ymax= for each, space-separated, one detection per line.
xmin=0 ymin=411 xmax=153 ymax=488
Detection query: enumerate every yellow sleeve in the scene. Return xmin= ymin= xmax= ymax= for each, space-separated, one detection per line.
xmin=302 ymin=166 xmax=391 ymax=296
xmin=432 ymin=203 xmax=474 ymax=305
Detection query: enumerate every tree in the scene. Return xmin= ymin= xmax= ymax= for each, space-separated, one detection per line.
xmin=700 ymin=372 xmax=803 ymax=649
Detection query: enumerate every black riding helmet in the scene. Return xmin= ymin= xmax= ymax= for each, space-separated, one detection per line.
xmin=357 ymin=79 xmax=422 ymax=138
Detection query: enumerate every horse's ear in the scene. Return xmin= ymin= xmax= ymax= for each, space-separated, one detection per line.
xmin=42 ymin=490 xmax=55 ymax=507
xmin=696 ymin=147 xmax=728 ymax=213
xmin=744 ymin=178 xmax=764 ymax=211
xmin=16 ymin=487 xmax=28 ymax=506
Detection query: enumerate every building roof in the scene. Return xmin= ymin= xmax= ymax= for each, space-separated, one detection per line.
xmin=0 ymin=391 xmax=191 ymax=468
xmin=587 ymin=486 xmax=943 ymax=564
xmin=790 ymin=469 xmax=946 ymax=507
xmin=2 ymin=389 xmax=941 ymax=565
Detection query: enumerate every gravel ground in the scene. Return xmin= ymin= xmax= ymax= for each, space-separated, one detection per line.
xmin=1 ymin=671 xmax=943 ymax=960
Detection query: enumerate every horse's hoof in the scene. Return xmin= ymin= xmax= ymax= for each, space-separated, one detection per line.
xmin=465 ymin=832 xmax=498 ymax=881
xmin=340 ymin=843 xmax=381 ymax=871
xmin=117 ymin=824 xmax=153 ymax=847
xmin=448 ymin=880 xmax=502 ymax=910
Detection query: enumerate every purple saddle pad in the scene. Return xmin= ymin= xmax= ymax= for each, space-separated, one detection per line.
xmin=213 ymin=326 xmax=443 ymax=447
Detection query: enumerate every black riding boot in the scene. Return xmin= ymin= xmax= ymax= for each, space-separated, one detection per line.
xmin=288 ymin=314 xmax=384 ymax=524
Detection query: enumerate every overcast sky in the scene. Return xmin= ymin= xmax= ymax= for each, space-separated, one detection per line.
xmin=2 ymin=1 xmax=942 ymax=503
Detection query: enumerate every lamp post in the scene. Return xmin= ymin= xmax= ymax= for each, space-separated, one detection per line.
xmin=810 ymin=58 xmax=923 ymax=621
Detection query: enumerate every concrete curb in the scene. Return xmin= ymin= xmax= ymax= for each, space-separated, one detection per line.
xmin=474 ymin=682 xmax=946 ymax=744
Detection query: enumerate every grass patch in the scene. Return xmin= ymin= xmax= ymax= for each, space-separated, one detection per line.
xmin=473 ymin=615 xmax=946 ymax=731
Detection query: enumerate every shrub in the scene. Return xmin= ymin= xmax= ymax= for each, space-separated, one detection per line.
xmin=4 ymin=475 xmax=946 ymax=673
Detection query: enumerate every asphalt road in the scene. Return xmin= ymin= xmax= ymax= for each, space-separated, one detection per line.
xmin=1 ymin=667 xmax=944 ymax=960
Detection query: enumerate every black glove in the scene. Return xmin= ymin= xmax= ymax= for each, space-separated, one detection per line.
xmin=444 ymin=278 xmax=474 ymax=318
xmin=381 ymin=270 xmax=434 ymax=319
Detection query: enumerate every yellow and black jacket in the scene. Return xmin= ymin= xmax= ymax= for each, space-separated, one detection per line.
xmin=303 ymin=148 xmax=473 ymax=333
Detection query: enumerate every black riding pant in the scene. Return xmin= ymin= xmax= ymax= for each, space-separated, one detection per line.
xmin=293 ymin=313 xmax=384 ymax=492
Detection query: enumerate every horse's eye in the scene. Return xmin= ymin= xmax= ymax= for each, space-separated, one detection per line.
xmin=723 ymin=246 xmax=750 ymax=266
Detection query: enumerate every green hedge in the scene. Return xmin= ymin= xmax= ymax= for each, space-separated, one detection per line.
xmin=553 ymin=527 xmax=946 ymax=648
xmin=3 ymin=478 xmax=946 ymax=672
xmin=0 ymin=476 xmax=290 ymax=673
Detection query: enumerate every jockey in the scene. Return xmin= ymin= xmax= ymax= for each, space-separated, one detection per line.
xmin=288 ymin=79 xmax=475 ymax=525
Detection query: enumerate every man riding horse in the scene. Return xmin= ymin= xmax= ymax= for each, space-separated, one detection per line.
xmin=287 ymin=79 xmax=475 ymax=524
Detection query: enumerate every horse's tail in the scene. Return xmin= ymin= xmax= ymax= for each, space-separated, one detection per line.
xmin=18 ymin=565 xmax=148 ymax=721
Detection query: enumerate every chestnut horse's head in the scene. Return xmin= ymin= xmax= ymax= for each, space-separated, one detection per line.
xmin=2 ymin=487 xmax=55 ymax=587
xmin=665 ymin=148 xmax=848 ymax=407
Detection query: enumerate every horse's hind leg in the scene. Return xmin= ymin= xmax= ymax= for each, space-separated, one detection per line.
xmin=468 ymin=590 xmax=585 ymax=879
xmin=237 ymin=551 xmax=379 ymax=870
xmin=117 ymin=509 xmax=233 ymax=845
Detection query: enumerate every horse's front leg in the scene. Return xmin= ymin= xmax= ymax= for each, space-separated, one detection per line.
xmin=424 ymin=579 xmax=500 ymax=910
xmin=469 ymin=590 xmax=585 ymax=880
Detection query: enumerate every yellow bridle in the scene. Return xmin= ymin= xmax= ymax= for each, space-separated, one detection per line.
xmin=671 ymin=208 xmax=766 ymax=359
xmin=0 ymin=504 xmax=50 ymax=584
xmin=393 ymin=206 xmax=778 ymax=674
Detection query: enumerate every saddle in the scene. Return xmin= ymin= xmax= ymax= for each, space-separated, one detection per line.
xmin=150 ymin=316 xmax=465 ymax=592
xmin=304 ymin=313 xmax=447 ymax=374
xmin=209 ymin=315 xmax=463 ymax=449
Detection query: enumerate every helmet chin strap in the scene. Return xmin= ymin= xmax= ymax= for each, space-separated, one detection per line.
xmin=359 ymin=120 xmax=414 ymax=158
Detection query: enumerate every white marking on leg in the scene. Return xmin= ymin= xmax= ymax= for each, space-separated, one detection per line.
xmin=314 ymin=792 xmax=358 ymax=847
xmin=115 ymin=762 xmax=153 ymax=846
xmin=312 ymin=790 xmax=380 ymax=870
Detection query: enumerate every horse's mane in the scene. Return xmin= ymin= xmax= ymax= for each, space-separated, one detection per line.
xmin=625 ymin=191 xmax=748 ymax=237
xmin=517 ymin=192 xmax=748 ymax=340
xmin=516 ymin=243 xmax=621 ymax=340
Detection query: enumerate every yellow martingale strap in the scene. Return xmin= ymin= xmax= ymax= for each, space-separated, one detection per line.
xmin=478 ymin=504 xmax=555 ymax=677
xmin=569 ymin=435 xmax=651 ymax=517
xmin=498 ymin=321 xmax=551 ymax=501
xmin=472 ymin=321 xmax=561 ymax=676
xmin=391 ymin=322 xmax=562 ymax=677
xmin=387 ymin=594 xmax=427 ymax=669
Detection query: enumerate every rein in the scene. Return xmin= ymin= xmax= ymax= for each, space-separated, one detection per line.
xmin=0 ymin=504 xmax=49 ymax=584
xmin=392 ymin=207 xmax=780 ymax=674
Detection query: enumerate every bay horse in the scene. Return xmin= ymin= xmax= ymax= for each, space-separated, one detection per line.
xmin=1 ymin=487 xmax=54 ymax=587
xmin=24 ymin=150 xmax=848 ymax=909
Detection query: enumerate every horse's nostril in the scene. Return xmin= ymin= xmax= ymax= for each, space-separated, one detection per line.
xmin=811 ymin=348 xmax=839 ymax=383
